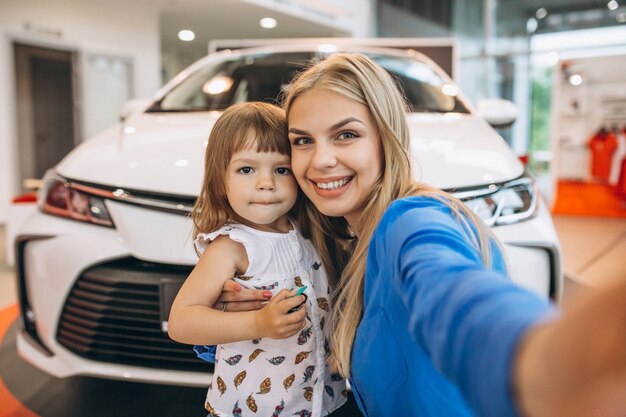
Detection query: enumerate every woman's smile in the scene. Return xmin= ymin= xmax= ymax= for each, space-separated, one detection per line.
xmin=311 ymin=176 xmax=354 ymax=193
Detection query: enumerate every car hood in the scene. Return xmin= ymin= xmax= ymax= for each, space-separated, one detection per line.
xmin=56 ymin=112 xmax=523 ymax=196
xmin=57 ymin=112 xmax=219 ymax=196
xmin=406 ymin=113 xmax=523 ymax=189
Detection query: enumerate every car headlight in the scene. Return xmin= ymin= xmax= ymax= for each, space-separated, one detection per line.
xmin=38 ymin=171 xmax=114 ymax=227
xmin=453 ymin=176 xmax=537 ymax=226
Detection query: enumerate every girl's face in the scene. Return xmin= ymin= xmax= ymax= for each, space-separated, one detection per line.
xmin=288 ymin=89 xmax=383 ymax=227
xmin=225 ymin=148 xmax=297 ymax=233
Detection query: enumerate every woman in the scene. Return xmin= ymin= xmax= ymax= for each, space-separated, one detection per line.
xmin=217 ymin=53 xmax=626 ymax=417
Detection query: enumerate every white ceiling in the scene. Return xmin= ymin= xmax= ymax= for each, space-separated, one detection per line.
xmin=157 ymin=0 xmax=348 ymax=52
xmin=154 ymin=0 xmax=625 ymax=53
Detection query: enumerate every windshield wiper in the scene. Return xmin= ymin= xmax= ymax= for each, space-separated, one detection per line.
xmin=411 ymin=106 xmax=450 ymax=113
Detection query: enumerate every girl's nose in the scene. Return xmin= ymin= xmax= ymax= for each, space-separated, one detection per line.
xmin=311 ymin=142 xmax=337 ymax=169
xmin=256 ymin=174 xmax=275 ymax=191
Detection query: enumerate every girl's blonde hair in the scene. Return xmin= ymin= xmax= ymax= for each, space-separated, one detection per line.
xmin=283 ymin=53 xmax=497 ymax=377
xmin=192 ymin=102 xmax=294 ymax=245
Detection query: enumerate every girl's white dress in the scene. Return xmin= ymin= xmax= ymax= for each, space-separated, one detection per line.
xmin=195 ymin=223 xmax=347 ymax=417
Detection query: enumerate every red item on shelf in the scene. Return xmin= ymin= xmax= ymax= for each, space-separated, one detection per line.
xmin=616 ymin=156 xmax=626 ymax=197
xmin=589 ymin=128 xmax=618 ymax=181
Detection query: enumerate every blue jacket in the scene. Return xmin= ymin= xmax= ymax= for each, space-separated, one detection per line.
xmin=349 ymin=196 xmax=553 ymax=417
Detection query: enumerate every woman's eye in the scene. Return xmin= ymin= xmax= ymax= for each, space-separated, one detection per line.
xmin=292 ymin=137 xmax=312 ymax=146
xmin=338 ymin=131 xmax=358 ymax=140
xmin=275 ymin=167 xmax=291 ymax=175
xmin=238 ymin=167 xmax=253 ymax=174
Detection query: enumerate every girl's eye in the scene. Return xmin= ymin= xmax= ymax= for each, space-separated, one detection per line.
xmin=275 ymin=167 xmax=291 ymax=175
xmin=338 ymin=131 xmax=358 ymax=140
xmin=238 ymin=167 xmax=253 ymax=174
xmin=291 ymin=137 xmax=313 ymax=146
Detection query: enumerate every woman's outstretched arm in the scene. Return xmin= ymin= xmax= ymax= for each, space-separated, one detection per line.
xmin=514 ymin=277 xmax=626 ymax=417
xmin=378 ymin=198 xmax=551 ymax=416
xmin=381 ymin=198 xmax=626 ymax=416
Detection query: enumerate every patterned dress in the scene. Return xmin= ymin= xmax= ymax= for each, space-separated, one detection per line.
xmin=195 ymin=222 xmax=347 ymax=417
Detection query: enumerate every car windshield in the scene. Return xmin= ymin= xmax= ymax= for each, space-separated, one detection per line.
xmin=148 ymin=51 xmax=469 ymax=114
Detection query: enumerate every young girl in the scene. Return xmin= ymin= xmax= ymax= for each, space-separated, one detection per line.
xmin=168 ymin=102 xmax=346 ymax=417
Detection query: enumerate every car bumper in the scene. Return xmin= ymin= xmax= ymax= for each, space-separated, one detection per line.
xmin=15 ymin=203 xmax=212 ymax=386
xmin=492 ymin=197 xmax=562 ymax=300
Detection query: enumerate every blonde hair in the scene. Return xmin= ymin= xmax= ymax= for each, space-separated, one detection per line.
xmin=283 ymin=53 xmax=497 ymax=377
xmin=192 ymin=102 xmax=295 ymax=246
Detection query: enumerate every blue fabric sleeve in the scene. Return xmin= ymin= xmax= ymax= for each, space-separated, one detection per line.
xmin=193 ymin=345 xmax=216 ymax=363
xmin=377 ymin=198 xmax=553 ymax=417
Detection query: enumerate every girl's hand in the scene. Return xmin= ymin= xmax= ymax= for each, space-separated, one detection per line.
xmin=255 ymin=289 xmax=307 ymax=339
xmin=213 ymin=279 xmax=273 ymax=312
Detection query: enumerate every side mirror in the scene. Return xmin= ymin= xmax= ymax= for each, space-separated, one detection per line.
xmin=119 ymin=98 xmax=151 ymax=121
xmin=476 ymin=99 xmax=517 ymax=128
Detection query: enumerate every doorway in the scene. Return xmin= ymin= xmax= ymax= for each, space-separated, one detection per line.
xmin=13 ymin=43 xmax=79 ymax=191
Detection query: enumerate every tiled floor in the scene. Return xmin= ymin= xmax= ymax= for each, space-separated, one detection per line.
xmin=553 ymin=215 xmax=626 ymax=288
xmin=1 ymin=216 xmax=625 ymax=310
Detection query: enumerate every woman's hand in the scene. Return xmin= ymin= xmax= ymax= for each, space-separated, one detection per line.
xmin=212 ymin=280 xmax=273 ymax=312
xmin=514 ymin=277 xmax=626 ymax=417
xmin=254 ymin=289 xmax=307 ymax=339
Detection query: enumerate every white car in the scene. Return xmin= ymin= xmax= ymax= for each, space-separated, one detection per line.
xmin=14 ymin=45 xmax=562 ymax=386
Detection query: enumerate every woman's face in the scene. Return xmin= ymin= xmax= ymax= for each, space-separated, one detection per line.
xmin=288 ymin=89 xmax=383 ymax=227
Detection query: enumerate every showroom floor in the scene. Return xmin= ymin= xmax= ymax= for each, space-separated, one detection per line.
xmin=0 ymin=216 xmax=625 ymax=417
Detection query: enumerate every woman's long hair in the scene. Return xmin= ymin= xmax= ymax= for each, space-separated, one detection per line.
xmin=283 ymin=53 xmax=497 ymax=377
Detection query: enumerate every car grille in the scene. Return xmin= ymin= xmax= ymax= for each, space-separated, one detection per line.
xmin=56 ymin=257 xmax=212 ymax=373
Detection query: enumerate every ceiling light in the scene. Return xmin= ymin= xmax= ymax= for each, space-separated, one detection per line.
xmin=568 ymin=74 xmax=583 ymax=86
xmin=259 ymin=17 xmax=277 ymax=29
xmin=608 ymin=0 xmax=619 ymax=11
xmin=536 ymin=7 xmax=548 ymax=19
xmin=177 ymin=30 xmax=195 ymax=42
xmin=617 ymin=12 xmax=626 ymax=22
xmin=526 ymin=17 xmax=538 ymax=33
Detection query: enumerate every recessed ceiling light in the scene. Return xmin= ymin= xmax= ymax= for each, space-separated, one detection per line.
xmin=177 ymin=30 xmax=195 ymax=42
xmin=260 ymin=17 xmax=277 ymax=29
xmin=568 ymin=74 xmax=583 ymax=86
xmin=536 ymin=7 xmax=548 ymax=19
xmin=608 ymin=0 xmax=619 ymax=11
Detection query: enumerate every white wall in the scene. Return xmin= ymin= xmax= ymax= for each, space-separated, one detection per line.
xmin=0 ymin=0 xmax=161 ymax=223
